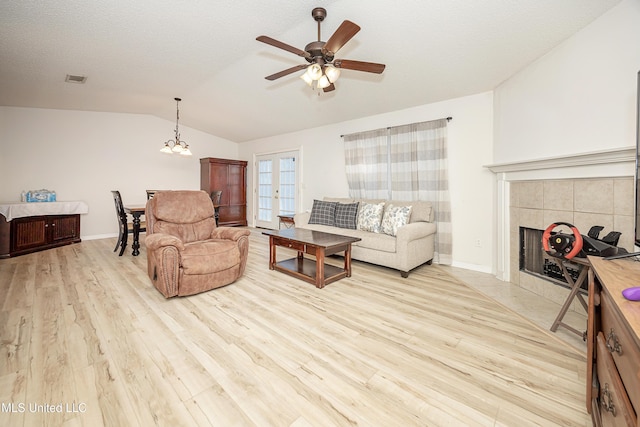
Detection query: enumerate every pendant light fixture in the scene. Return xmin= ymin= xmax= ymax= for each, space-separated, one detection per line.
xmin=160 ymin=97 xmax=192 ymax=156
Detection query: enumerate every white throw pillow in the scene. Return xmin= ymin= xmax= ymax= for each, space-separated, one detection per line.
xmin=357 ymin=202 xmax=385 ymax=233
xmin=381 ymin=204 xmax=412 ymax=236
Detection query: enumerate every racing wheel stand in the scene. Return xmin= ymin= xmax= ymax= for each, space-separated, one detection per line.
xmin=548 ymin=257 xmax=590 ymax=340
xmin=543 ymin=222 xmax=589 ymax=340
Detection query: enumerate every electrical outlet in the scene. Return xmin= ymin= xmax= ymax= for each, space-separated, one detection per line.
xmin=475 ymin=239 xmax=481 ymax=247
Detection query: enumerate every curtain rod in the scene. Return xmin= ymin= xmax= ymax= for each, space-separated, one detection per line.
xmin=340 ymin=116 xmax=452 ymax=138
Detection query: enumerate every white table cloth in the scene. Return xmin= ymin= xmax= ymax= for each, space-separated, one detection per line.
xmin=0 ymin=201 xmax=89 ymax=221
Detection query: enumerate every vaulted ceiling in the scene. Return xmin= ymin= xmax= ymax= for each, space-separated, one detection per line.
xmin=0 ymin=0 xmax=622 ymax=142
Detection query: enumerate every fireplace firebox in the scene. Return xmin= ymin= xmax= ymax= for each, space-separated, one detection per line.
xmin=519 ymin=227 xmax=585 ymax=292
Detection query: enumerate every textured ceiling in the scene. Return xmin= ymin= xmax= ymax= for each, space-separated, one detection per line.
xmin=0 ymin=0 xmax=622 ymax=142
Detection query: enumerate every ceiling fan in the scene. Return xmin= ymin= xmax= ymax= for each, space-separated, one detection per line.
xmin=256 ymin=7 xmax=386 ymax=93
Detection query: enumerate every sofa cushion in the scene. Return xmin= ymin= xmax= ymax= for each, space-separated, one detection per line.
xmin=155 ymin=217 xmax=215 ymax=244
xmin=150 ymin=190 xmax=217 ymax=244
xmin=357 ymin=202 xmax=385 ymax=233
xmin=323 ymin=197 xmax=354 ymax=204
xmin=356 ymin=230 xmax=397 ymax=253
xmin=298 ymin=222 xmax=396 ymax=253
xmin=381 ymin=204 xmax=412 ymax=236
xmin=153 ymin=190 xmax=213 ymax=223
xmin=335 ymin=202 xmax=359 ymax=229
xmin=180 ymin=240 xmax=240 ymax=275
xmin=390 ymin=200 xmax=433 ymax=223
xmin=308 ymin=200 xmax=337 ymax=226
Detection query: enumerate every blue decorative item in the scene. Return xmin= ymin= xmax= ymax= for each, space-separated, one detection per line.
xmin=26 ymin=189 xmax=57 ymax=202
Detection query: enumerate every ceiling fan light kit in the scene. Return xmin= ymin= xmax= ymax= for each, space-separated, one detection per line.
xmin=257 ymin=7 xmax=385 ymax=94
xmin=324 ymin=65 xmax=340 ymax=83
xmin=305 ymin=62 xmax=323 ymax=81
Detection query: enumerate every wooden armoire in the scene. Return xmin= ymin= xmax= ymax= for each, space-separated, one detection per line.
xmin=200 ymin=157 xmax=247 ymax=226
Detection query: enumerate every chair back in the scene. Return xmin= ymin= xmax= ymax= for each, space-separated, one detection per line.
xmin=146 ymin=190 xmax=216 ymax=243
xmin=146 ymin=190 xmax=158 ymax=200
xmin=111 ymin=190 xmax=127 ymax=225
xmin=210 ymin=190 xmax=223 ymax=205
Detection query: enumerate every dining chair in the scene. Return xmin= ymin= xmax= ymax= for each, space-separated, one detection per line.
xmin=146 ymin=190 xmax=159 ymax=200
xmin=111 ymin=190 xmax=146 ymax=256
xmin=210 ymin=190 xmax=223 ymax=226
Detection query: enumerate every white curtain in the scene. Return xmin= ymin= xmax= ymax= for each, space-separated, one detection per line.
xmin=344 ymin=128 xmax=389 ymax=199
xmin=389 ymin=119 xmax=451 ymax=264
xmin=343 ymin=118 xmax=452 ymax=264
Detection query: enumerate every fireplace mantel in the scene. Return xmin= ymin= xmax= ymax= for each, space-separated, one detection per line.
xmin=485 ymin=146 xmax=635 ymax=181
xmin=487 ymin=146 xmax=635 ymax=282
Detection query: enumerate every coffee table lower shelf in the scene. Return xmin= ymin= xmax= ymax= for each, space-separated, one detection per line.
xmin=274 ymin=257 xmax=348 ymax=288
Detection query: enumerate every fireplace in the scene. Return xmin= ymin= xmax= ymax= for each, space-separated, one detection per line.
xmin=486 ymin=147 xmax=635 ymax=308
xmin=519 ymin=227 xmax=584 ymax=292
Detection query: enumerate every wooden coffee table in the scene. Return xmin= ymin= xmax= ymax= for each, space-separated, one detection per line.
xmin=262 ymin=228 xmax=361 ymax=288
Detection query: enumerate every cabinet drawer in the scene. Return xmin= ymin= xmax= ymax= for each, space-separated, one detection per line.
xmin=596 ymin=333 xmax=636 ymax=427
xmin=272 ymin=237 xmax=305 ymax=252
xmin=601 ymin=292 xmax=640 ymax=414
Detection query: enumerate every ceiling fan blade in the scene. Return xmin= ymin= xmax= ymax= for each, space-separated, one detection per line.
xmin=334 ymin=59 xmax=385 ymax=74
xmin=265 ymin=64 xmax=307 ymax=81
xmin=323 ymin=83 xmax=336 ymax=93
xmin=256 ymin=36 xmax=310 ymax=58
xmin=323 ymin=20 xmax=360 ymax=55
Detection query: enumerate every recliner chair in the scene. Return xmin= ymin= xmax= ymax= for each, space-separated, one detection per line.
xmin=144 ymin=190 xmax=250 ymax=297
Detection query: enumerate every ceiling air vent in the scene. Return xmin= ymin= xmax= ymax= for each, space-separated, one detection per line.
xmin=65 ymin=74 xmax=87 ymax=84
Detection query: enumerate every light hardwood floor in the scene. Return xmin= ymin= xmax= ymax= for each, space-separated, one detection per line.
xmin=0 ymin=229 xmax=591 ymax=426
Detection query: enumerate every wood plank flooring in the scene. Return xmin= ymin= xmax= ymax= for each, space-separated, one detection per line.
xmin=0 ymin=229 xmax=591 ymax=426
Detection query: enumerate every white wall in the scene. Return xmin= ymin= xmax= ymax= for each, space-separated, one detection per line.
xmin=4 ymin=1 xmax=633 ymax=273
xmin=239 ymin=92 xmax=495 ymax=272
xmin=1 ymin=106 xmax=239 ymax=238
xmin=493 ymin=0 xmax=640 ymax=163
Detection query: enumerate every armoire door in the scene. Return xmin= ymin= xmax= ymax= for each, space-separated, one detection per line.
xmin=200 ymin=158 xmax=248 ymax=226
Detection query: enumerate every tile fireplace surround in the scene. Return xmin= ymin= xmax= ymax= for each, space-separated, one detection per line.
xmin=487 ymin=147 xmax=635 ymax=311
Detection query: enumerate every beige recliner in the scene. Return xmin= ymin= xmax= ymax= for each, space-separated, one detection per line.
xmin=144 ymin=190 xmax=250 ymax=297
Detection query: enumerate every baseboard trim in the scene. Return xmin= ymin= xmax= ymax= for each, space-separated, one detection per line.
xmin=81 ymin=233 xmax=117 ymax=241
xmin=451 ymin=260 xmax=493 ymax=275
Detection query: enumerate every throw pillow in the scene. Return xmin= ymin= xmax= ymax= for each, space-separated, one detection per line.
xmin=357 ymin=202 xmax=385 ymax=233
xmin=308 ymin=200 xmax=337 ymax=226
xmin=335 ymin=202 xmax=359 ymax=229
xmin=381 ymin=204 xmax=412 ymax=236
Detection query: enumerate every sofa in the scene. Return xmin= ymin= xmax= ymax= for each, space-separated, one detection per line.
xmin=294 ymin=197 xmax=436 ymax=277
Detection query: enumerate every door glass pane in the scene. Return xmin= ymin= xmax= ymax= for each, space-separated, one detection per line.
xmin=258 ymin=160 xmax=272 ymax=221
xmin=279 ymin=157 xmax=296 ymax=215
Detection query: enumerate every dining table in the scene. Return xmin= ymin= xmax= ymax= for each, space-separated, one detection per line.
xmin=123 ymin=204 xmax=146 ymax=256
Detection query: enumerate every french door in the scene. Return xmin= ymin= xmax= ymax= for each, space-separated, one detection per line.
xmin=255 ymin=151 xmax=299 ymax=229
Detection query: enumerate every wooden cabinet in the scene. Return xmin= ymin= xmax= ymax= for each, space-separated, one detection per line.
xmin=588 ymin=256 xmax=640 ymax=427
xmin=0 ymin=214 xmax=81 ymax=257
xmin=200 ymin=157 xmax=247 ymax=226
